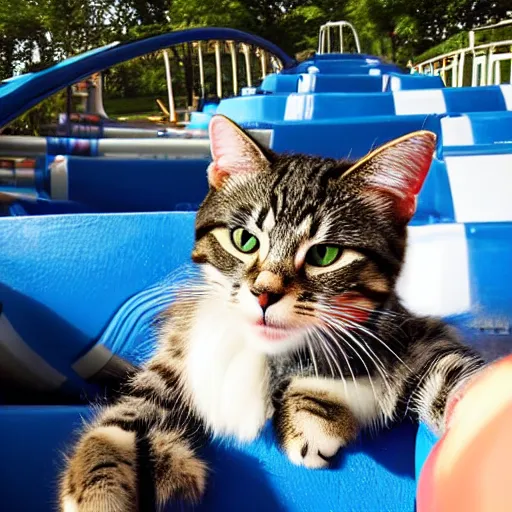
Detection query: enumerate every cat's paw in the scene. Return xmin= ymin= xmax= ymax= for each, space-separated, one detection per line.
xmin=60 ymin=471 xmax=136 ymax=512
xmin=275 ymin=382 xmax=359 ymax=469
xmin=282 ymin=411 xmax=351 ymax=468
xmin=59 ymin=426 xmax=138 ymax=512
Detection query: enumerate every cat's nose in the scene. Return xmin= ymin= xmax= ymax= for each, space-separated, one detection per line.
xmin=253 ymin=291 xmax=284 ymax=310
xmin=250 ymin=270 xmax=285 ymax=311
xmin=253 ymin=270 xmax=283 ymax=292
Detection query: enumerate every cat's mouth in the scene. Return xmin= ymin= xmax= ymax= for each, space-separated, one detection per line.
xmin=252 ymin=319 xmax=304 ymax=342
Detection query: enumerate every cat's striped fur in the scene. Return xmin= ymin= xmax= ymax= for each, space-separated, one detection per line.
xmin=60 ymin=115 xmax=483 ymax=511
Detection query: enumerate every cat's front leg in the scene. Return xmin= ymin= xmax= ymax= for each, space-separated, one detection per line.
xmin=404 ymin=320 xmax=484 ymax=435
xmin=273 ymin=377 xmax=371 ymax=468
xmin=60 ymin=365 xmax=208 ymax=511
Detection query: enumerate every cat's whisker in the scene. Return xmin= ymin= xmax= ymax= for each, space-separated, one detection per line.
xmin=320 ymin=315 xmax=385 ymax=403
xmin=320 ymin=314 xmax=388 ymax=376
xmin=305 ymin=336 xmax=319 ymax=379
xmin=311 ymin=326 xmax=345 ymax=378
xmin=309 ymin=329 xmax=336 ymax=379
xmin=344 ymin=319 xmax=410 ymax=370
xmin=312 ymin=326 xmax=349 ymax=396
xmin=316 ymin=321 xmax=359 ymax=393
xmin=342 ymin=327 xmax=394 ymax=397
xmin=317 ymin=302 xmax=409 ymax=369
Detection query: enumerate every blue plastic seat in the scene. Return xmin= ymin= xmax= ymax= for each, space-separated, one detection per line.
xmin=0 ymin=405 xmax=419 ymax=512
xmin=297 ymin=73 xmax=384 ymax=93
xmin=269 ymin=115 xmax=442 ymax=160
xmin=217 ymin=92 xmax=396 ymax=123
xmin=218 ymin=84 xmax=512 ymax=124
xmin=392 ymin=84 xmax=512 ymax=115
xmin=289 ymin=59 xmax=401 ymax=75
xmin=385 ymin=72 xmax=445 ymax=91
xmin=439 ymin=111 xmax=512 ymax=148
xmin=259 ymin=74 xmax=301 ymax=93
xmin=0 ymin=212 xmax=196 ymax=394
xmin=65 ymin=157 xmax=209 ymax=213
xmin=8 ymin=157 xmax=210 ymax=214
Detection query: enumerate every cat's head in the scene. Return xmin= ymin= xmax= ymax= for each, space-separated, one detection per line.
xmin=192 ymin=115 xmax=435 ymax=355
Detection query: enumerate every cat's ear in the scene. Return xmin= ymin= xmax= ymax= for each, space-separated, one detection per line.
xmin=344 ymin=131 xmax=436 ymax=222
xmin=207 ymin=114 xmax=269 ymax=189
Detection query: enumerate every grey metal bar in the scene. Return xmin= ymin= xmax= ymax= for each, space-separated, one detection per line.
xmin=98 ymin=138 xmax=212 ymax=157
xmin=72 ymin=344 xmax=114 ymax=380
xmin=0 ymin=129 xmax=273 ymax=159
xmin=0 ymin=162 xmax=36 ymax=188
xmin=0 ymin=136 xmax=47 ymax=157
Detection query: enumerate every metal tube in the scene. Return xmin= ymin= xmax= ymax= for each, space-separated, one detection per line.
xmin=215 ymin=41 xmax=222 ymax=98
xmin=457 ymin=52 xmax=465 ymax=87
xmin=260 ymin=50 xmax=267 ymax=79
xmin=99 ymin=138 xmax=212 ymax=157
xmin=0 ymin=159 xmax=36 ymax=188
xmin=197 ymin=42 xmax=205 ymax=98
xmin=0 ymin=136 xmax=47 ymax=157
xmin=229 ymin=41 xmax=238 ymax=95
xmin=243 ymin=44 xmax=252 ymax=87
xmin=0 ymin=130 xmax=272 ymax=159
xmin=162 ymin=49 xmax=176 ymax=123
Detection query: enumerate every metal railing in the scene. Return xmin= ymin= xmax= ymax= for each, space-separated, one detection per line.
xmin=412 ymin=19 xmax=512 ymax=87
xmin=317 ymin=21 xmax=362 ymax=55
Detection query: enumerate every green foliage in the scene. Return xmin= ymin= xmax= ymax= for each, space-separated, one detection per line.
xmin=415 ymin=33 xmax=470 ymax=63
xmin=415 ymin=24 xmax=512 ymax=64
xmin=0 ymin=0 xmax=510 ymax=134
xmin=5 ymin=89 xmax=67 ymax=135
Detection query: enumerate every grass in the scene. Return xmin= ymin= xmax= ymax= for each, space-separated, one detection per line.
xmin=104 ymin=96 xmax=160 ymax=118
xmin=103 ymin=95 xmax=190 ymax=121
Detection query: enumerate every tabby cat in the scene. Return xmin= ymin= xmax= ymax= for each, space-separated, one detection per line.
xmin=60 ymin=115 xmax=483 ymax=511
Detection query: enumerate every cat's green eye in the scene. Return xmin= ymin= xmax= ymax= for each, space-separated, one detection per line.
xmin=231 ymin=228 xmax=259 ymax=254
xmin=306 ymin=244 xmax=342 ymax=267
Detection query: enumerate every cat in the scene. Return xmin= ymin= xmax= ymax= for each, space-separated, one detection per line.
xmin=60 ymin=114 xmax=483 ymax=511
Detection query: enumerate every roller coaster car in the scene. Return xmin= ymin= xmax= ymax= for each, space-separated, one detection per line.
xmin=1 ymin=24 xmax=512 ymax=512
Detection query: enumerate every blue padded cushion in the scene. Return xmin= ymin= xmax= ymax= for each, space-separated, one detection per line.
xmin=0 ymin=405 xmax=418 ymax=511
xmin=0 ymin=213 xmax=196 ymax=390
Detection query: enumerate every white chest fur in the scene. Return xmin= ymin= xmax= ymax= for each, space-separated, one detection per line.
xmin=185 ymin=299 xmax=270 ymax=442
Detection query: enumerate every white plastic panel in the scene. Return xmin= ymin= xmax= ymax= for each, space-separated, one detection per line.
xmin=393 ymin=89 xmax=447 ymax=115
xmin=501 ymin=85 xmax=512 ymax=110
xmin=297 ymin=74 xmax=316 ymax=93
xmin=441 ymin=116 xmax=475 ymax=146
xmin=397 ymin=224 xmax=470 ymax=317
xmin=284 ymin=94 xmax=314 ymax=121
xmin=446 ymin=153 xmax=512 ymax=222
